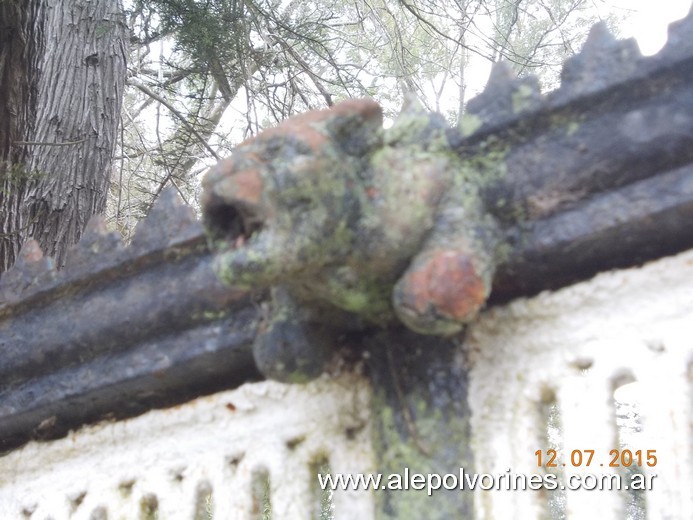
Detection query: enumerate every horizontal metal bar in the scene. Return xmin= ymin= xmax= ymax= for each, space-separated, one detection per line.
xmin=495 ymin=163 xmax=693 ymax=299
xmin=0 ymin=193 xmax=262 ymax=452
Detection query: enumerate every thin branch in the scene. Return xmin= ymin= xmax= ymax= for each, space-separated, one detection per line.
xmin=12 ymin=139 xmax=85 ymax=147
xmin=126 ymin=78 xmax=221 ymax=161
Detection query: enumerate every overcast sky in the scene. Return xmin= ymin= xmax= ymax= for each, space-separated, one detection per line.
xmin=614 ymin=0 xmax=691 ymax=55
xmin=461 ymin=0 xmax=693 ymax=101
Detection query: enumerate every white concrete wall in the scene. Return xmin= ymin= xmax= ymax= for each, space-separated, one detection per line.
xmin=0 ymin=375 xmax=374 ymax=520
xmin=467 ymin=249 xmax=693 ymax=520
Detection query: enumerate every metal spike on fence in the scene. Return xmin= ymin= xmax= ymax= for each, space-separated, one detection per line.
xmin=464 ymin=61 xmax=542 ymax=131
xmin=661 ymin=4 xmax=693 ymax=60
xmin=0 ymin=239 xmax=55 ymax=303
xmin=581 ymin=20 xmax=616 ymax=50
xmin=63 ymin=215 xmax=123 ymax=273
xmin=130 ymin=186 xmax=204 ymax=255
xmin=556 ymin=22 xmax=641 ymax=99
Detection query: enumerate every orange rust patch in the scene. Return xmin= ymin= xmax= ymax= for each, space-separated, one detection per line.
xmin=20 ymin=239 xmax=44 ymax=262
xmin=254 ymin=98 xmax=382 ymax=152
xmin=223 ymin=167 xmax=264 ymax=205
xmin=331 ymin=98 xmax=383 ymax=122
xmin=263 ymin=120 xmax=327 ymax=151
xmin=401 ymin=250 xmax=488 ymax=321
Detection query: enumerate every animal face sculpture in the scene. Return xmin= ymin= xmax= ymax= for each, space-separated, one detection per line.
xmin=202 ymin=99 xmax=499 ymax=382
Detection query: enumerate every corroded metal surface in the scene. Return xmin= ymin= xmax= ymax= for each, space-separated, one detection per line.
xmin=460 ymin=16 xmax=693 ymax=298
xmin=0 ymin=189 xmax=261 ymax=452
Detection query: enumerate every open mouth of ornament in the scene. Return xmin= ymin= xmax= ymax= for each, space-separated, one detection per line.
xmin=203 ymin=193 xmax=265 ymax=251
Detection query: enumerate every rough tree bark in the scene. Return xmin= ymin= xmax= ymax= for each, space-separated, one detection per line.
xmin=0 ymin=0 xmax=127 ymax=272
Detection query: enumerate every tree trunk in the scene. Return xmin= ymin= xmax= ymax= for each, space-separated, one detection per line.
xmin=0 ymin=0 xmax=127 ymax=272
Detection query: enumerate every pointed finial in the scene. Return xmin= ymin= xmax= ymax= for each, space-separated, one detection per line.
xmin=486 ymin=61 xmax=516 ymax=87
xmin=63 ymin=215 xmax=123 ymax=272
xmin=0 ymin=239 xmax=56 ymax=303
xmin=582 ymin=21 xmax=616 ymax=52
xmin=556 ymin=22 xmax=640 ymax=100
xmin=465 ymin=61 xmax=542 ymax=129
xmin=130 ymin=186 xmax=203 ymax=255
xmin=660 ymin=5 xmax=693 ymax=61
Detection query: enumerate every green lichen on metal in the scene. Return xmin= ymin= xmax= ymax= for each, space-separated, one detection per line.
xmin=324 ymin=271 xmax=392 ymax=317
xmin=458 ymin=113 xmax=483 ymax=137
xmin=371 ymin=392 xmax=473 ymax=519
xmin=384 ymin=103 xmax=435 ymax=146
xmin=547 ymin=108 xmax=586 ymax=138
xmin=566 ymin=120 xmax=581 ymax=136
xmin=511 ymin=83 xmax=537 ymax=114
xmin=195 ymin=309 xmax=229 ymax=322
xmin=202 ymin=98 xmax=506 ymax=381
xmin=456 ymin=142 xmax=509 ymax=187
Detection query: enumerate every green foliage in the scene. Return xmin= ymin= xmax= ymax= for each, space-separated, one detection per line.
xmin=134 ymin=0 xmax=249 ymax=69
xmin=0 ymin=161 xmax=44 ymax=195
xmin=94 ymin=20 xmax=113 ymax=38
